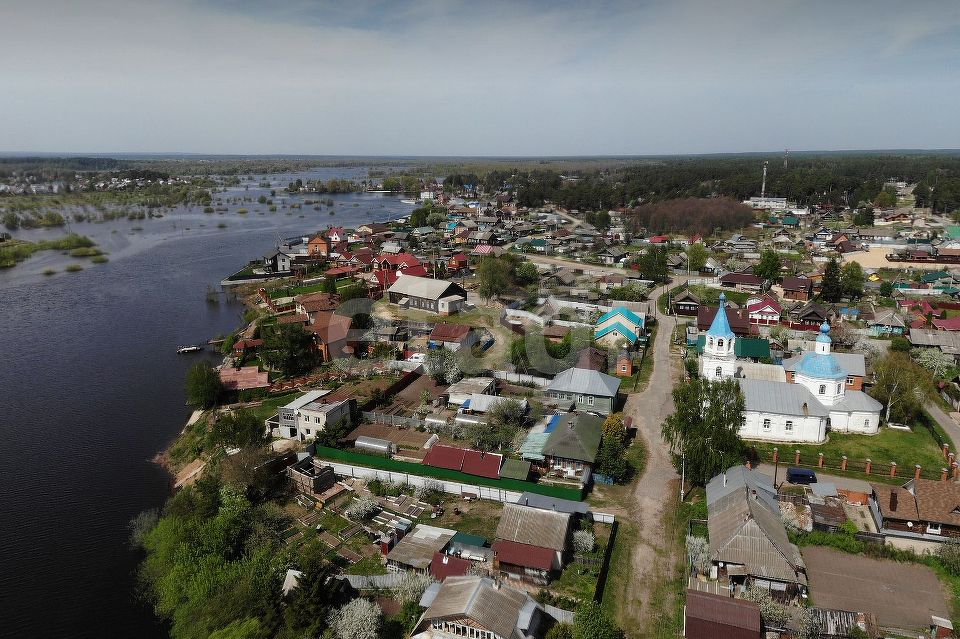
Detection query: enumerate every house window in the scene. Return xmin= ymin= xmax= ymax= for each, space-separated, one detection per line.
xmin=588 ymin=396 xmax=594 ymax=406
xmin=717 ymin=339 xmax=724 ymax=348
xmin=927 ymin=522 xmax=942 ymax=535
xmin=305 ymin=429 xmax=311 ymax=435
xmin=708 ymin=337 xmax=714 ymax=348
xmin=715 ymin=367 xmax=723 ymax=378
xmin=818 ymin=384 xmax=826 ymax=395
xmin=315 ymin=416 xmax=321 ymax=424
xmin=762 ymin=419 xmax=771 ymax=430
xmin=621 ymin=365 xmax=628 ymax=372
xmin=864 ymin=418 xmax=869 ymax=428
xmin=837 ymin=384 xmax=842 ymax=394
xmin=785 ymin=420 xmax=793 ymax=432
xmin=846 ymin=376 xmax=854 ymax=385
xmin=577 ymin=395 xmax=584 ymax=403
xmin=289 ymin=428 xmax=297 ymax=437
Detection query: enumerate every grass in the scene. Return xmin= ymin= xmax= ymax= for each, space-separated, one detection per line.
xmin=42 ymin=268 xmax=56 ymax=276
xmin=64 ymin=263 xmax=83 ymax=273
xmin=749 ymin=415 xmax=952 ymax=482
xmin=248 ymin=391 xmax=302 ymax=424
xmin=91 ymin=255 xmax=109 ymax=264
xmin=633 ymin=324 xmax=658 ymax=392
xmin=430 ymin=499 xmax=503 ymax=540
xmin=69 ymin=246 xmax=102 ymax=257
xmin=0 ymin=234 xmax=95 ymax=268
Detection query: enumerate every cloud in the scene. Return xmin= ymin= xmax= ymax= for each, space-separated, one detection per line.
xmin=0 ymin=0 xmax=958 ymax=154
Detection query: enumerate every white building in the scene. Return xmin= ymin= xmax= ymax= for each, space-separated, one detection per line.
xmin=701 ymin=296 xmax=882 ymax=444
xmin=269 ymin=390 xmax=352 ymax=441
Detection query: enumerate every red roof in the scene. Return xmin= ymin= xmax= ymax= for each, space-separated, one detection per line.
xmin=429 ymin=552 xmax=472 ymax=581
xmin=278 ymin=313 xmax=309 ymax=325
xmin=219 ymin=366 xmax=270 ymax=391
xmin=233 ymin=338 xmax=263 ymax=351
xmin=423 ymin=444 xmax=467 ymax=471
xmin=648 ymin=235 xmax=669 ymax=243
xmin=933 ymin=316 xmax=960 ymax=331
xmin=448 ymin=252 xmax=469 ymax=266
xmin=746 ymin=296 xmax=782 ymax=315
xmin=461 ymin=450 xmax=502 ymax=479
xmin=430 ymin=323 xmax=471 ymax=343
xmin=492 ymin=540 xmax=554 ymax=571
xmin=781 ymin=276 xmax=812 ymax=292
xmin=377 ymin=253 xmax=422 ymax=268
xmin=720 ymin=272 xmax=764 ymax=286
xmin=684 ymin=590 xmax=761 ymax=639
xmin=325 ymin=265 xmax=361 ymax=277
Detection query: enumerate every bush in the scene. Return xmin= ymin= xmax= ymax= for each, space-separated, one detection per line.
xmin=938 ymin=540 xmax=960 ymax=577
xmin=572 ymin=530 xmax=595 ymax=554
xmin=686 ymin=535 xmax=709 ymax=574
xmin=328 ymin=598 xmax=381 ymax=639
xmin=345 ymin=497 xmax=379 ymax=521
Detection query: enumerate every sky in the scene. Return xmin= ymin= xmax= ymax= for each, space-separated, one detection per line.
xmin=2 ymin=0 xmax=959 ymax=156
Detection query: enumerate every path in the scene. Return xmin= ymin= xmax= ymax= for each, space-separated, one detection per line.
xmin=617 ymin=277 xmax=688 ymax=632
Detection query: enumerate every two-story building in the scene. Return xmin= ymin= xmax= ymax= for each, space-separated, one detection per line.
xmin=268 ymin=390 xmax=352 ymax=441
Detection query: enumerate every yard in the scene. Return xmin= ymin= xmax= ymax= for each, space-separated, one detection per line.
xmin=430 ymin=498 xmax=503 ymax=540
xmin=802 ymin=546 xmax=949 ymax=631
xmin=749 ymin=418 xmax=952 ymax=484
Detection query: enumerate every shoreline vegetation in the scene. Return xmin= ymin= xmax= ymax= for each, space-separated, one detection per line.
xmin=0 ymin=234 xmax=97 ymax=268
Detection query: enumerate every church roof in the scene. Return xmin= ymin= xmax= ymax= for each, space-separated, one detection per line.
xmin=706 ymin=293 xmax=735 ymax=339
xmin=793 ymin=323 xmax=846 ymax=380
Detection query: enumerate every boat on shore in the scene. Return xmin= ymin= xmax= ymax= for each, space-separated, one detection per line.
xmin=176 ymin=345 xmax=203 ymax=354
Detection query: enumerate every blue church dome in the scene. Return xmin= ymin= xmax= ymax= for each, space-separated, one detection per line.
xmin=815 ymin=321 xmax=832 ymax=344
xmin=706 ymin=292 xmax=735 ymax=339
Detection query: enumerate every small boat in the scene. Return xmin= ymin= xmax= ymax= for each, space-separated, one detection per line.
xmin=176 ymin=345 xmax=203 ymax=354
xmin=400 ymin=199 xmax=420 ymax=205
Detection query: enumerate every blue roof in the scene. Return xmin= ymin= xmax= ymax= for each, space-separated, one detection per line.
xmin=794 ymin=352 xmax=847 ymax=380
xmin=595 ymin=322 xmax=640 ymax=344
xmin=544 ymin=414 xmax=562 ymax=433
xmin=706 ymin=293 xmax=735 ymax=339
xmin=596 ymin=306 xmax=645 ymax=328
xmin=815 ymin=321 xmax=832 ymax=344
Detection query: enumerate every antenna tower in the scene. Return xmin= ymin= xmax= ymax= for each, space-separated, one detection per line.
xmin=761 ymin=161 xmax=768 ymax=200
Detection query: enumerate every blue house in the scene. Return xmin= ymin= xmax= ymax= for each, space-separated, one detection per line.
xmin=594 ymin=307 xmax=646 ymax=348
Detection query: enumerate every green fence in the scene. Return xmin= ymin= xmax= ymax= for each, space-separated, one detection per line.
xmin=313 ymin=446 xmax=584 ymax=502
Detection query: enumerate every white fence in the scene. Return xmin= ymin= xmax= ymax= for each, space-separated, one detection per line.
xmin=588 ymin=511 xmax=616 ymax=524
xmin=321 ymin=460 xmax=527 ymax=504
xmin=492 ymin=370 xmax=552 ymax=388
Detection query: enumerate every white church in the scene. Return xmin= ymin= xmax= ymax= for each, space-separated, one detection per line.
xmin=700 ymin=293 xmax=882 ymax=444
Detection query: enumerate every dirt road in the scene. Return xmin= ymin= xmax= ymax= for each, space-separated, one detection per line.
xmin=618 ymin=278 xmax=687 ymax=632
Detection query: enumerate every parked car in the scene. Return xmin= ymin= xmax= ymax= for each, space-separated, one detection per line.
xmin=406 ymin=352 xmax=427 ymax=363
xmin=786 ymin=467 xmax=817 ymax=485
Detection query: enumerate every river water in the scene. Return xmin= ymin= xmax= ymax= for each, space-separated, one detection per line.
xmin=0 ymin=169 xmax=417 ymax=638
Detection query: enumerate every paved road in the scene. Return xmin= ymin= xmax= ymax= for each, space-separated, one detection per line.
xmin=618 ymin=277 xmax=688 ymax=627
xmin=925 ymin=401 xmax=960 ymax=451
xmin=754 ymin=463 xmax=872 ymax=493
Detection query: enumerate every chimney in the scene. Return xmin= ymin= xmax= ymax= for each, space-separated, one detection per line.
xmin=890 ymin=490 xmax=898 ymax=512
xmin=802 ymin=402 xmax=809 ymax=417
xmin=442 ymin=555 xmax=449 ymax=565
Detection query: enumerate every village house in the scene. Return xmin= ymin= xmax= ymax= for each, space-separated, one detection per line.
xmin=539 ymin=412 xmax=603 ymax=483
xmin=267 ymin=390 xmax=352 ymax=441
xmin=719 ymin=272 xmax=766 ymax=293
xmin=671 ymin=289 xmax=701 ymax=316
xmin=412 ymin=576 xmax=548 ymax=639
xmin=493 ymin=503 xmax=571 ymax=585
xmin=304 ymin=311 xmax=354 ymax=362
xmin=294 ymin=291 xmax=340 ymax=318
xmin=871 ymin=479 xmax=960 ymax=542
xmin=697 ymin=304 xmax=753 ymax=337
xmin=683 ymin=590 xmax=761 ymax=639
xmin=594 ymin=306 xmax=646 ymax=348
xmin=745 ymin=295 xmax=782 ymax=325
xmin=444 ymin=377 xmax=496 ymax=407
xmin=386 ymin=524 xmax=457 ymax=574
xmin=706 ymin=466 xmax=808 ymax=597
xmin=387 ymin=276 xmax=467 ymax=315
xmin=546 ymin=366 xmax=621 ymax=415
xmin=307 ymin=233 xmax=332 ymax=257
xmin=781 ymin=276 xmax=813 ymax=301
xmin=868 ymin=308 xmax=908 ymax=336
xmin=428 ymin=323 xmax=477 ymax=351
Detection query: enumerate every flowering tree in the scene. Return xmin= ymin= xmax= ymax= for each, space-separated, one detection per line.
xmin=395 ymin=572 xmax=434 ymax=605
xmin=328 ymin=599 xmax=381 ymax=639
xmin=572 ymin=530 xmax=595 ymax=554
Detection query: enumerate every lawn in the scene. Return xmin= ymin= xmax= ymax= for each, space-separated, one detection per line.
xmin=248 ymin=391 xmax=301 ymax=423
xmin=749 ymin=416 xmax=952 ymax=482
xmin=430 ymin=499 xmax=503 ymax=540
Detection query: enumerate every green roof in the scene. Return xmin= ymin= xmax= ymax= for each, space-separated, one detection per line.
xmin=542 ymin=413 xmax=603 ymax=463
xmin=921 ymin=270 xmax=951 ymax=283
xmin=695 ymin=335 xmax=771 ymax=359
xmin=947 ymin=226 xmax=960 ymax=239
xmin=451 ymin=532 xmax=487 ymax=547
xmin=499 ymin=458 xmax=532 ymax=481
xmin=781 ymin=216 xmax=799 ymax=226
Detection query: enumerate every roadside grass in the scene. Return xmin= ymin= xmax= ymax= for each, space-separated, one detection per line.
xmin=633 ymin=324 xmax=658 ymax=392
xmin=600 ymin=521 xmax=638 ymax=623
xmin=749 ymin=415 xmax=952 ymax=483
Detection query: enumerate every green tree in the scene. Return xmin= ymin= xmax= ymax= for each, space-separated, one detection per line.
xmin=261 ymin=323 xmax=317 ymax=376
xmin=753 ymin=249 xmax=782 ymax=282
xmin=870 ymin=351 xmax=932 ymax=423
xmin=820 ymin=257 xmax=843 ymax=302
xmin=686 ymin=242 xmax=709 ymax=272
xmin=186 ymin=361 xmax=223 ymax=409
xmin=631 ymin=246 xmax=668 ymax=282
xmin=572 ymin=601 xmax=623 ymax=639
xmin=889 ymin=336 xmax=911 ymax=352
xmin=594 ymin=435 xmax=628 ymax=482
xmin=320 ymin=277 xmax=338 ymax=294
xmin=546 ymin=622 xmax=573 ymax=639
xmin=426 ymin=210 xmax=447 ymax=228
xmin=476 ymin=257 xmax=512 ymax=300
xmin=661 ymin=377 xmax=745 ymax=487
xmin=879 ymin=281 xmax=894 ymax=297
xmin=514 ymin=261 xmax=540 ymax=286
xmin=468 ymin=398 xmax=527 ymax=451
xmin=840 ymin=261 xmax=865 ymax=299
xmin=853 ymin=206 xmax=875 ymax=226
xmin=211 ymin=409 xmax=266 ymax=448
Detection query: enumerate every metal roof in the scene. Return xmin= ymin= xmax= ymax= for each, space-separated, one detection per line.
xmin=738 ymin=379 xmax=829 ymax=417
xmin=516 ymin=491 xmax=590 ymax=515
xmin=706 ymin=294 xmax=736 ymax=338
xmin=832 ymin=390 xmax=883 ymax=413
xmin=542 ymin=412 xmax=603 ymax=464
xmin=708 ymin=487 xmax=807 ymax=585
xmin=547 ymin=367 xmax=620 ymax=397
xmin=706 ymin=466 xmax=777 ymax=511
xmin=387 ymin=275 xmax=464 ymax=301
xmin=496 ymin=503 xmax=570 ymax=551
xmin=387 ymin=524 xmax=457 ymax=570
xmin=418 ymin=576 xmax=542 ymax=639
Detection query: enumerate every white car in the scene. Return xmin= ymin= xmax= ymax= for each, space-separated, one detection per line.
xmin=406 ymin=353 xmax=427 ymax=363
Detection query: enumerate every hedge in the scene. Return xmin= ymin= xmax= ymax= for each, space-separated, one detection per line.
xmin=313 ymin=446 xmax=584 ymax=502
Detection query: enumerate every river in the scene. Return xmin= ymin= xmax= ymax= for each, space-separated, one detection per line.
xmin=0 ymin=168 xmax=418 ymax=638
